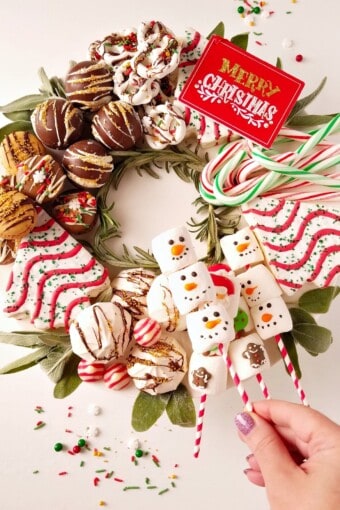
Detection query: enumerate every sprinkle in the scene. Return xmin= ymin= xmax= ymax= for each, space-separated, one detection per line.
xmin=158 ymin=488 xmax=169 ymax=495
xmin=99 ymin=502 xmax=106 ymax=507
xmin=171 ymin=481 xmax=176 ymax=488
xmin=58 ymin=471 xmax=68 ymax=476
xmin=295 ymin=54 xmax=304 ymax=62
xmin=33 ymin=470 xmax=39 ymax=474
xmin=34 ymin=421 xmax=46 ymax=430
xmin=93 ymin=449 xmax=104 ymax=457
xmin=34 ymin=406 xmax=44 ymax=414
xmin=253 ymin=32 xmax=263 ymax=35
xmin=54 ymin=442 xmax=63 ymax=452
xmin=95 ymin=469 xmax=106 ymax=473
xmin=135 ymin=448 xmax=143 ymax=458
xmin=145 ymin=477 xmax=150 ymax=485
xmin=68 ymin=450 xmax=75 ymax=456
xmin=80 ymin=461 xmax=85 ymax=467
xmin=105 ymin=471 xmax=114 ymax=479
xmin=103 ymin=446 xmax=111 ymax=451
xmin=123 ymin=486 xmax=141 ymax=491
xmin=147 ymin=486 xmax=158 ymax=490
xmin=65 ymin=429 xmax=73 ymax=434
xmin=93 ymin=477 xmax=100 ymax=487
xmin=168 ymin=474 xmax=177 ymax=480
xmin=152 ymin=454 xmax=160 ymax=467
xmin=113 ymin=478 xmax=124 ymax=483
xmin=127 ymin=437 xmax=140 ymax=450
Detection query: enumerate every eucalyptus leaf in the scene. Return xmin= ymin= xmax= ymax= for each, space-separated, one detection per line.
xmin=289 ymin=307 xmax=316 ymax=326
xmin=3 ymin=110 xmax=33 ymax=122
xmin=0 ymin=345 xmax=51 ymax=374
xmin=288 ymin=114 xmax=337 ymax=127
xmin=40 ymin=347 xmax=73 ymax=383
xmin=280 ymin=332 xmax=302 ymax=379
xmin=0 ymin=94 xmax=45 ymax=113
xmin=207 ymin=21 xmax=225 ymax=39
xmin=0 ymin=121 xmax=33 ymax=143
xmin=298 ymin=286 xmax=340 ymax=314
xmin=292 ymin=323 xmax=333 ymax=354
xmin=166 ymin=384 xmax=196 ymax=427
xmin=287 ymin=77 xmax=327 ymax=123
xmin=38 ymin=67 xmax=55 ymax=96
xmin=53 ymin=354 xmax=82 ymax=398
xmin=131 ymin=391 xmax=171 ymax=432
xmin=0 ymin=332 xmax=45 ymax=348
xmin=230 ymin=33 xmax=249 ymax=51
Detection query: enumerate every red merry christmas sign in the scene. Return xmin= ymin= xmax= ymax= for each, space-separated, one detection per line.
xmin=179 ymin=35 xmax=304 ymax=148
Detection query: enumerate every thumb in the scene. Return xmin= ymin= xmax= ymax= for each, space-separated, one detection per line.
xmin=235 ymin=411 xmax=302 ymax=487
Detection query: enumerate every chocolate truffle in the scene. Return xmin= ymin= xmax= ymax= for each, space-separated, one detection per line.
xmin=31 ymin=98 xmax=84 ymax=149
xmin=62 ymin=139 xmax=113 ymax=188
xmin=0 ymin=190 xmax=37 ymax=240
xmin=0 ymin=238 xmax=19 ymax=264
xmin=64 ymin=60 xmax=114 ymax=111
xmin=16 ymin=154 xmax=66 ymax=204
xmin=91 ymin=100 xmax=143 ymax=150
xmin=53 ymin=190 xmax=97 ymax=235
xmin=0 ymin=131 xmax=46 ymax=175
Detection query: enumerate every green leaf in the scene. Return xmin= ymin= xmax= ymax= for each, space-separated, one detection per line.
xmin=230 ymin=33 xmax=249 ymax=50
xmin=0 ymin=94 xmax=45 ymax=113
xmin=0 ymin=332 xmax=45 ymax=348
xmin=38 ymin=67 xmax=55 ymax=96
xmin=276 ymin=57 xmax=282 ymax=69
xmin=40 ymin=347 xmax=73 ymax=383
xmin=298 ymin=286 xmax=340 ymax=314
xmin=0 ymin=121 xmax=33 ymax=143
xmin=0 ymin=345 xmax=51 ymax=374
xmin=166 ymin=384 xmax=196 ymax=427
xmin=287 ymin=77 xmax=327 ymax=123
xmin=207 ymin=21 xmax=225 ymax=39
xmin=3 ymin=110 xmax=33 ymax=122
xmin=131 ymin=391 xmax=171 ymax=432
xmin=287 ymin=114 xmax=337 ymax=126
xmin=289 ymin=307 xmax=316 ymax=326
xmin=292 ymin=323 xmax=333 ymax=354
xmin=53 ymin=354 xmax=82 ymax=398
xmin=280 ymin=332 xmax=302 ymax=379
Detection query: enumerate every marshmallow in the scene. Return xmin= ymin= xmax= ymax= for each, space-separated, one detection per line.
xmin=111 ymin=268 xmax=156 ymax=320
xmin=234 ymin=296 xmax=254 ymax=334
xmin=168 ymin=261 xmax=216 ymax=315
xmin=228 ymin=333 xmax=270 ymax=380
xmin=208 ymin=264 xmax=240 ymax=317
xmin=146 ymin=273 xmax=187 ymax=331
xmin=251 ymin=296 xmax=293 ymax=340
xmin=151 ymin=225 xmax=197 ymax=274
xmin=69 ymin=302 xmax=133 ymax=362
xmin=127 ymin=337 xmax=187 ymax=394
xmin=237 ymin=264 xmax=282 ymax=307
xmin=220 ymin=227 xmax=264 ymax=271
xmin=189 ymin=352 xmax=227 ymax=395
xmin=186 ymin=302 xmax=234 ymax=354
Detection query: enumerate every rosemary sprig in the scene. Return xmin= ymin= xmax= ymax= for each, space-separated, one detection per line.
xmin=188 ymin=197 xmax=241 ymax=264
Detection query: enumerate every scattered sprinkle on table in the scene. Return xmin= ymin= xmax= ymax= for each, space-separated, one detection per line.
xmin=34 ymin=421 xmax=46 ymax=430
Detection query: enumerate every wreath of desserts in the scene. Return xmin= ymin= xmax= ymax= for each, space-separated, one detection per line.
xmin=0 ymin=20 xmax=339 ymax=454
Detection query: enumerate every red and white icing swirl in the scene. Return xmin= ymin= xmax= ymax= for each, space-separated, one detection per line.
xmin=242 ymin=197 xmax=340 ymax=294
xmin=3 ymin=208 xmax=110 ymax=329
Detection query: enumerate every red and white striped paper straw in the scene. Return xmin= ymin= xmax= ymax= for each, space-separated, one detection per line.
xmin=275 ymin=334 xmax=309 ymax=406
xmin=193 ymin=393 xmax=207 ymax=458
xmin=256 ymin=373 xmax=271 ymax=400
xmin=226 ymin=355 xmax=253 ymax=412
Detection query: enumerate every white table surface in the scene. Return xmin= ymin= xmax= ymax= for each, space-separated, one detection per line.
xmin=0 ymin=1 xmax=339 ymax=509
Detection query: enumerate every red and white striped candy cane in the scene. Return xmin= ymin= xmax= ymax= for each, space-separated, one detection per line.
xmin=193 ymin=393 xmax=207 ymax=458
xmin=275 ymin=334 xmax=309 ymax=406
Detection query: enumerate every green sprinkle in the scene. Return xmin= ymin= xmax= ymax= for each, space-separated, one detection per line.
xmin=80 ymin=461 xmax=85 ymax=467
xmin=158 ymin=488 xmax=169 ymax=495
xmin=123 ymin=486 xmax=141 ymax=491
xmin=103 ymin=447 xmax=111 ymax=451
xmin=34 ymin=421 xmax=46 ymax=430
xmin=145 ymin=477 xmax=150 ymax=485
xmin=171 ymin=481 xmax=176 ymax=488
xmin=147 ymin=486 xmax=158 ymax=490
xmin=96 ymin=469 xmax=107 ymax=473
xmin=33 ymin=470 xmax=39 ymax=474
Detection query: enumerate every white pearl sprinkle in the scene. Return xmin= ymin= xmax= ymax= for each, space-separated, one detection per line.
xmin=282 ymin=38 xmax=294 ymax=49
xmin=127 ymin=437 xmax=140 ymax=450
xmin=85 ymin=425 xmax=100 ymax=438
xmin=87 ymin=404 xmax=101 ymax=416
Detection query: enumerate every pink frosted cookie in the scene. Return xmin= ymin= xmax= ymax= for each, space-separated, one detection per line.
xmin=242 ymin=197 xmax=340 ymax=295
xmin=104 ymin=363 xmax=131 ymax=390
xmin=3 ymin=208 xmax=110 ymax=330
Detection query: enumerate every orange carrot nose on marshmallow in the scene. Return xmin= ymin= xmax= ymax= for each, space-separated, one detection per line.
xmin=205 ymin=319 xmax=221 ymax=329
xmin=184 ymin=282 xmax=197 ymax=291
xmin=261 ymin=313 xmax=273 ymax=322
xmin=236 ymin=242 xmax=250 ymax=253
xmin=245 ymin=286 xmax=257 ymax=296
xmin=171 ymin=244 xmax=184 ymax=256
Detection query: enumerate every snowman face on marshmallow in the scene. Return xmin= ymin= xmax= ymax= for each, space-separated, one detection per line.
xmin=186 ymin=303 xmax=235 ymax=353
xmin=238 ymin=264 xmax=282 ymax=307
xmin=151 ymin=225 xmax=197 ymax=274
xmin=220 ymin=227 xmax=264 ymax=271
xmin=168 ymin=261 xmax=216 ymax=315
xmin=251 ymin=296 xmax=293 ymax=340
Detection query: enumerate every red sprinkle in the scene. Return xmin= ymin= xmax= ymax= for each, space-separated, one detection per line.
xmin=73 ymin=445 xmax=81 ymax=454
xmin=113 ymin=478 xmax=124 ymax=483
xmin=295 ymin=54 xmax=303 ymax=62
xmin=93 ymin=477 xmax=100 ymax=487
xmin=58 ymin=472 xmax=68 ymax=476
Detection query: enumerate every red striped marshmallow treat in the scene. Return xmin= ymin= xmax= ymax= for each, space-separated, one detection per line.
xmin=104 ymin=363 xmax=131 ymax=390
xmin=133 ymin=317 xmax=162 ymax=347
xmin=77 ymin=359 xmax=106 ymax=382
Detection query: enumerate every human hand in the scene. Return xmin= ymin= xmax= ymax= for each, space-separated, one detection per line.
xmin=235 ymin=400 xmax=340 ymax=510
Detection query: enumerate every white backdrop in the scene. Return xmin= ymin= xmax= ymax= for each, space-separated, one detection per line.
xmin=0 ymin=2 xmax=339 ymax=509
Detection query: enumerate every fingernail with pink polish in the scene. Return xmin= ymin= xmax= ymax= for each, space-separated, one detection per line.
xmin=235 ymin=412 xmax=255 ymax=435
